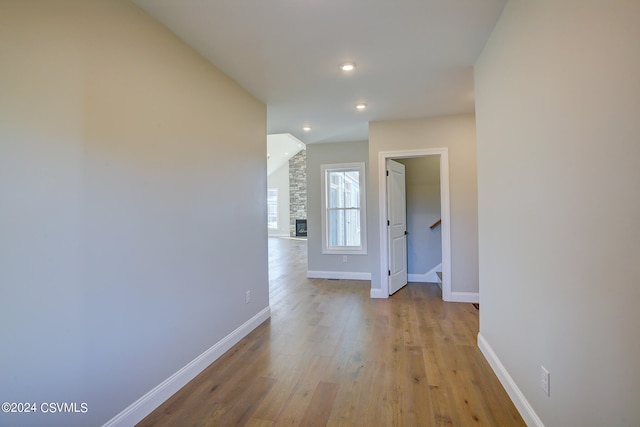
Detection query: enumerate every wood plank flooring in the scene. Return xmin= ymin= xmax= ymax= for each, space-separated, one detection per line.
xmin=138 ymin=237 xmax=524 ymax=426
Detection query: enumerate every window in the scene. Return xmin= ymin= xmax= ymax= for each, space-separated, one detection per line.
xmin=267 ymin=188 xmax=278 ymax=229
xmin=321 ymin=163 xmax=366 ymax=254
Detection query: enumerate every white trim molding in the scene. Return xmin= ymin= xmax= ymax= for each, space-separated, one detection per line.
xmin=377 ymin=148 xmax=452 ymax=300
xmin=103 ymin=307 xmax=271 ymax=427
xmin=477 ymin=333 xmax=545 ymax=427
xmin=370 ymin=287 xmax=387 ymax=298
xmin=320 ymin=162 xmax=367 ymax=255
xmin=408 ymin=263 xmax=442 ymax=283
xmin=449 ymin=291 xmax=479 ymax=303
xmin=307 ymin=270 xmax=371 ymax=281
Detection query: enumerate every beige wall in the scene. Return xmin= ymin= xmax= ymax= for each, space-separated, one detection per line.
xmin=0 ymin=1 xmax=267 ymax=426
xmin=475 ymin=0 xmax=640 ymax=425
xmin=307 ymin=141 xmax=371 ymax=276
xmin=368 ymin=114 xmax=479 ymax=295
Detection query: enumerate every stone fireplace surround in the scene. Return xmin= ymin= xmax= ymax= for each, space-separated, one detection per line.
xmin=289 ymin=150 xmax=307 ymax=237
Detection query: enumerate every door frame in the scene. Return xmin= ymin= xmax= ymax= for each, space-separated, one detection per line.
xmin=376 ymin=148 xmax=452 ymax=300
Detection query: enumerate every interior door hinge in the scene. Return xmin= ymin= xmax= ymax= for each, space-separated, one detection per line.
xmin=386 ymin=170 xmax=389 ymax=176
xmin=387 ymin=220 xmax=390 ymax=226
xmin=388 ymin=270 xmax=391 ymax=276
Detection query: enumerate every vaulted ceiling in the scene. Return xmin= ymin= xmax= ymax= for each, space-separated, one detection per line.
xmin=134 ymin=0 xmax=507 ymax=144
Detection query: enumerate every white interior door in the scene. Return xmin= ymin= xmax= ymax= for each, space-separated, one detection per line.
xmin=387 ymin=159 xmax=408 ymax=295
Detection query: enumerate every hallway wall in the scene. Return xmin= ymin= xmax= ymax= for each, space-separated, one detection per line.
xmin=475 ymin=1 xmax=640 ymax=425
xmin=307 ymin=141 xmax=371 ymax=278
xmin=368 ymin=114 xmax=478 ymax=295
xmin=0 ymin=1 xmax=268 ymax=425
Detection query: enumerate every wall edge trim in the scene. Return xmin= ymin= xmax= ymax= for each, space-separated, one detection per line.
xmin=477 ymin=333 xmax=545 ymax=427
xmin=408 ymin=263 xmax=442 ymax=283
xmin=370 ymin=287 xmax=388 ymax=299
xmin=446 ymin=291 xmax=479 ymax=303
xmin=307 ymin=270 xmax=371 ymax=281
xmin=103 ymin=307 xmax=271 ymax=427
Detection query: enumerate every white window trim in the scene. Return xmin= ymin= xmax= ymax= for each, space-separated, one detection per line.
xmin=321 ymin=162 xmax=367 ymax=255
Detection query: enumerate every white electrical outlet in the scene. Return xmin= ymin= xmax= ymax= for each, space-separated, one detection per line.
xmin=540 ymin=366 xmax=550 ymax=396
xmin=343 ymin=256 xmax=348 ymax=263
xmin=245 ymin=290 xmax=251 ymax=304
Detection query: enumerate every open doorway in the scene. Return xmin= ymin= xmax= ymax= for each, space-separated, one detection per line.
xmin=266 ymin=133 xmax=306 ymax=238
xmin=377 ymin=148 xmax=452 ymax=300
xmin=395 ymin=156 xmax=443 ymax=286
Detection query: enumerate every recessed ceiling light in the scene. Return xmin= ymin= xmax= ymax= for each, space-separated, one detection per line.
xmin=339 ymin=62 xmax=356 ymax=72
xmin=303 ymin=126 xmax=311 ymax=132
xmin=355 ymin=103 xmax=367 ymax=111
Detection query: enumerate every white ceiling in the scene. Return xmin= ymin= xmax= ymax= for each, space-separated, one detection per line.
xmin=267 ymin=133 xmax=305 ymax=176
xmin=133 ymin=0 xmax=506 ymax=144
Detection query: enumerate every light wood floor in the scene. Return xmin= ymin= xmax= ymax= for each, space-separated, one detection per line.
xmin=138 ymin=237 xmax=525 ymax=426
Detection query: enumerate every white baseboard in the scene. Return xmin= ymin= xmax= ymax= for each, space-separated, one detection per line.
xmin=370 ymin=287 xmax=388 ymax=299
xmin=307 ymin=270 xmax=371 ymax=281
xmin=408 ymin=263 xmax=442 ymax=283
xmin=446 ymin=291 xmax=479 ymax=303
xmin=407 ymin=274 xmax=435 ymax=282
xmin=477 ymin=333 xmax=544 ymax=427
xmin=103 ymin=307 xmax=271 ymax=427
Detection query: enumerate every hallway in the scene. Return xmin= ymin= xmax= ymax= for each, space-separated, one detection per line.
xmin=139 ymin=237 xmax=524 ymax=426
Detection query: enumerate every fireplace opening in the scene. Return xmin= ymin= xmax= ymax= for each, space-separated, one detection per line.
xmin=295 ymin=219 xmax=307 ymax=237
